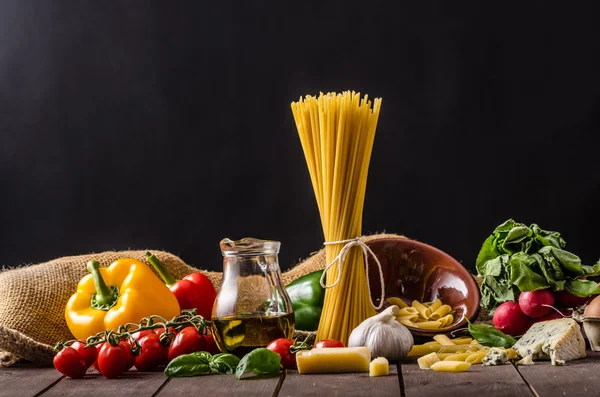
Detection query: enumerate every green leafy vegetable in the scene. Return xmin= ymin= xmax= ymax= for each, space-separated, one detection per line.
xmin=566 ymin=279 xmax=600 ymax=298
xmin=467 ymin=320 xmax=517 ymax=348
xmin=164 ymin=352 xmax=211 ymax=377
xmin=476 ymin=219 xmax=600 ymax=311
xmin=164 ymin=351 xmax=241 ymax=377
xmin=210 ymin=353 xmax=240 ymax=375
xmin=235 ymin=348 xmax=281 ymax=380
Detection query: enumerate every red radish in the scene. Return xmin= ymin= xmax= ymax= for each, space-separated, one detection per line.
xmin=493 ymin=301 xmax=530 ymax=336
xmin=518 ymin=290 xmax=555 ymax=318
xmin=553 ymin=290 xmax=590 ymax=309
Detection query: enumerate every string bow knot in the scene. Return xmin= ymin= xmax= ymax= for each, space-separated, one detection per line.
xmin=319 ymin=237 xmax=385 ymax=310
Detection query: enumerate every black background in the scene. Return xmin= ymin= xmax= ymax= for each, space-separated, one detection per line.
xmin=1 ymin=1 xmax=599 ymax=272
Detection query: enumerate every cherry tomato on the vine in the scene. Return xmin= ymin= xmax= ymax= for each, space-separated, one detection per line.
xmin=266 ymin=338 xmax=296 ymax=369
xmin=97 ymin=343 xmax=133 ymax=379
xmin=119 ymin=340 xmax=136 ymax=371
xmin=315 ymin=339 xmax=345 ymax=348
xmin=69 ymin=341 xmax=98 ymax=368
xmin=131 ymin=329 xmax=155 ymax=341
xmin=167 ymin=326 xmax=206 ymax=361
xmin=203 ymin=329 xmax=220 ymax=355
xmin=53 ymin=347 xmax=88 ymax=379
xmin=155 ymin=326 xmax=177 ymax=345
xmin=135 ymin=333 xmax=169 ymax=371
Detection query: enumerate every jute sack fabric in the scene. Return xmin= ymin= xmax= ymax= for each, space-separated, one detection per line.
xmin=0 ymin=233 xmax=412 ymax=366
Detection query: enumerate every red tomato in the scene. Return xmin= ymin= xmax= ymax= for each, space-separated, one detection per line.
xmin=203 ymin=329 xmax=220 ymax=355
xmin=91 ymin=342 xmax=103 ymax=372
xmin=266 ymin=338 xmax=296 ymax=369
xmin=315 ymin=339 xmax=345 ymax=348
xmin=182 ymin=272 xmax=217 ymax=319
xmin=119 ymin=340 xmax=136 ymax=370
xmin=97 ymin=343 xmax=133 ymax=379
xmin=69 ymin=341 xmax=98 ymax=368
xmin=131 ymin=329 xmax=155 ymax=341
xmin=167 ymin=326 xmax=206 ymax=361
xmin=155 ymin=326 xmax=177 ymax=344
xmin=135 ymin=334 xmax=169 ymax=371
xmin=53 ymin=347 xmax=87 ymax=379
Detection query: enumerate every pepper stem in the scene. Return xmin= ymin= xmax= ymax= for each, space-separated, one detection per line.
xmin=87 ymin=260 xmax=119 ymax=310
xmin=146 ymin=252 xmax=177 ymax=286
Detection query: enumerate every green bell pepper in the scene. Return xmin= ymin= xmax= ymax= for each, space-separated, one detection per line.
xmin=285 ymin=270 xmax=325 ymax=331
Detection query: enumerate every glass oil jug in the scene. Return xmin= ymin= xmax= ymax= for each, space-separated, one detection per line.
xmin=211 ymin=237 xmax=295 ymax=357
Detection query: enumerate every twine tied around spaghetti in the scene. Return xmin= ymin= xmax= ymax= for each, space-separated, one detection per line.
xmin=320 ymin=237 xmax=385 ymax=310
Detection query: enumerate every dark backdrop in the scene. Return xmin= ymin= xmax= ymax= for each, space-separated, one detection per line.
xmin=2 ymin=1 xmax=599 ymax=272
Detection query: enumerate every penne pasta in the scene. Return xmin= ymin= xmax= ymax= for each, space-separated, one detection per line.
xmin=451 ymin=337 xmax=473 ymax=345
xmin=433 ymin=334 xmax=455 ymax=346
xmin=434 ymin=352 xmax=455 ymax=360
xmin=387 ymin=297 xmax=409 ymax=309
xmin=438 ymin=314 xmax=454 ymax=327
xmin=465 ymin=349 xmax=489 ymax=364
xmin=430 ymin=345 xmax=469 ymax=353
xmin=398 ymin=307 xmax=419 ymax=316
xmin=399 ymin=319 xmax=418 ymax=328
xmin=430 ymin=304 xmax=452 ymax=320
xmin=430 ymin=361 xmax=471 ymax=372
xmin=423 ymin=341 xmax=441 ymax=347
xmin=413 ymin=321 xmax=442 ymax=330
xmin=408 ymin=345 xmax=434 ymax=357
xmin=396 ymin=314 xmax=419 ymax=322
xmin=412 ymin=301 xmax=432 ymax=319
xmin=429 ymin=299 xmax=442 ymax=312
xmin=443 ymin=352 xmax=472 ymax=362
xmin=417 ymin=352 xmax=440 ymax=369
xmin=506 ymin=348 xmax=518 ymax=360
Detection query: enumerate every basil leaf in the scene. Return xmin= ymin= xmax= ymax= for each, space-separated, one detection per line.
xmin=164 ymin=352 xmax=212 ymax=377
xmin=467 ymin=321 xmax=517 ymax=348
xmin=210 ymin=353 xmax=240 ymax=375
xmin=566 ymin=279 xmax=600 ymax=298
xmin=235 ymin=348 xmax=281 ymax=380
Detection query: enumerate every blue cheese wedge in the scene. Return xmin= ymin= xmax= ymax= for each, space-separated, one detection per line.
xmin=512 ymin=318 xmax=586 ymax=366
xmin=482 ymin=348 xmax=508 ymax=366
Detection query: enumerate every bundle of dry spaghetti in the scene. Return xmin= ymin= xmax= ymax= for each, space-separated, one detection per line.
xmin=291 ymin=91 xmax=382 ymax=344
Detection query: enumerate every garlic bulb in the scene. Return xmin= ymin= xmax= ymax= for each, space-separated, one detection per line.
xmin=348 ymin=305 xmax=413 ymax=360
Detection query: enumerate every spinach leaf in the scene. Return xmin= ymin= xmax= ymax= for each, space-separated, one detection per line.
xmin=531 ymin=224 xmax=566 ymax=250
xmin=467 ymin=321 xmax=517 ymax=348
xmin=509 ymin=252 xmax=549 ymax=292
xmin=235 ymin=348 xmax=281 ymax=380
xmin=566 ymin=279 xmax=600 ymax=298
xmin=477 ymin=255 xmax=504 ymax=278
xmin=502 ymin=224 xmax=533 ymax=254
xmin=164 ymin=351 xmax=212 ymax=377
xmin=210 ymin=353 xmax=240 ymax=375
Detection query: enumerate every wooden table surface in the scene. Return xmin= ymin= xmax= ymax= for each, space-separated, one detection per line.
xmin=2 ymin=352 xmax=599 ymax=397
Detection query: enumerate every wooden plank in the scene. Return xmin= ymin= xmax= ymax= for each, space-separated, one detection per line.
xmin=402 ymin=358 xmax=532 ymax=397
xmin=157 ymin=372 xmax=283 ymax=397
xmin=278 ymin=365 xmax=400 ymax=397
xmin=0 ymin=365 xmax=62 ymax=397
xmin=41 ymin=369 xmax=168 ymax=397
xmin=517 ymin=351 xmax=600 ymax=397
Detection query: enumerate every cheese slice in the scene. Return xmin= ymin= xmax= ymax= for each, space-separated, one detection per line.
xmin=296 ymin=347 xmax=371 ymax=374
xmin=512 ymin=318 xmax=586 ymax=365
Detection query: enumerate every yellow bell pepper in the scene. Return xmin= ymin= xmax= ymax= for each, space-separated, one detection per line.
xmin=66 ymin=259 xmax=180 ymax=340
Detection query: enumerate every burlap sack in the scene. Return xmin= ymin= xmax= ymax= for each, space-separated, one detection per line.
xmin=0 ymin=250 xmax=210 ymax=366
xmin=0 ymin=233 xmax=434 ymax=366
